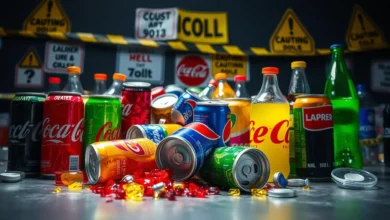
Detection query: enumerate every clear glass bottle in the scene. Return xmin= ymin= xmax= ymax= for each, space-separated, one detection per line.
xmin=93 ymin=73 xmax=107 ymax=95
xmin=104 ymin=73 xmax=126 ymax=96
xmin=199 ymin=79 xmax=217 ymax=99
xmin=212 ymin=73 xmax=235 ymax=100
xmin=47 ymin=77 xmax=61 ymax=92
xmin=233 ymin=75 xmax=250 ymax=98
xmin=63 ymin=66 xmax=85 ymax=94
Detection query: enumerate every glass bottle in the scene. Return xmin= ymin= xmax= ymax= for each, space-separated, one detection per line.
xmin=212 ymin=73 xmax=235 ymax=100
xmin=93 ymin=73 xmax=107 ymax=95
xmin=233 ymin=75 xmax=250 ymax=98
xmin=63 ymin=66 xmax=85 ymax=94
xmin=104 ymin=73 xmax=126 ymax=96
xmin=199 ymin=79 xmax=217 ymax=99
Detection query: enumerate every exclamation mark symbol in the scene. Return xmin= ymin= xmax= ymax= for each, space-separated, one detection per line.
xmin=28 ymin=54 xmax=33 ymax=66
xmin=47 ymin=0 xmax=53 ymax=17
xmin=358 ymin=13 xmax=366 ymax=31
xmin=288 ymin=17 xmax=294 ymax=35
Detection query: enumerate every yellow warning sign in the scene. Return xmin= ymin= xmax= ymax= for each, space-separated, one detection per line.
xmin=211 ymin=54 xmax=248 ymax=79
xmin=270 ymin=9 xmax=315 ymax=55
xmin=23 ymin=0 xmax=71 ymax=33
xmin=346 ymin=5 xmax=387 ymax=51
xmin=19 ymin=48 xmax=42 ymax=68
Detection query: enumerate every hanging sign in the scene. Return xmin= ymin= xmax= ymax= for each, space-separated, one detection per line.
xmin=135 ymin=8 xmax=178 ymax=40
xmin=177 ymin=9 xmax=228 ymax=44
xmin=44 ymin=41 xmax=84 ymax=74
xmin=346 ymin=5 xmax=387 ymax=51
xmin=371 ymin=60 xmax=390 ymax=93
xmin=23 ymin=0 xmax=71 ymax=33
xmin=116 ymin=47 xmax=165 ymax=84
xmin=211 ymin=55 xmax=249 ymax=80
xmin=175 ymin=54 xmax=212 ymax=88
xmin=15 ymin=48 xmax=43 ymax=88
xmin=270 ymin=8 xmax=315 ymax=55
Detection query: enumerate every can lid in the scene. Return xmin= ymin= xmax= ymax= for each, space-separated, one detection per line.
xmin=268 ymin=188 xmax=297 ymax=198
xmin=152 ymin=94 xmax=178 ymax=109
xmin=85 ymin=144 xmax=101 ymax=185
xmin=331 ymin=168 xmax=377 ymax=189
xmin=123 ymin=82 xmax=151 ymax=88
xmin=0 ymin=173 xmax=22 ymax=183
xmin=48 ymin=91 xmax=82 ymax=96
xmin=287 ymin=178 xmax=306 ymax=187
xmin=273 ymin=172 xmax=288 ymax=188
xmin=15 ymin=92 xmax=47 ymax=97
xmin=6 ymin=171 xmax=25 ymax=179
xmin=196 ymin=100 xmax=229 ymax=106
xmin=126 ymin=125 xmax=146 ymax=140
xmin=88 ymin=94 xmax=119 ymax=99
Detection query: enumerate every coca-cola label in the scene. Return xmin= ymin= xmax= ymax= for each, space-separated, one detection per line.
xmin=8 ymin=121 xmax=43 ymax=143
xmin=176 ymin=55 xmax=210 ymax=86
xmin=113 ymin=140 xmax=145 ymax=156
xmin=122 ymin=104 xmax=133 ymax=117
xmin=302 ymin=106 xmax=333 ymax=131
xmin=42 ymin=118 xmax=84 ymax=143
xmin=95 ymin=122 xmax=121 ymax=142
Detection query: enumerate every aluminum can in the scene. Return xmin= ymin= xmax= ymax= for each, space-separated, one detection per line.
xmin=151 ymin=86 xmax=166 ymax=100
xmin=126 ymin=124 xmax=182 ymax=144
xmin=225 ymin=98 xmax=251 ymax=146
xmin=8 ymin=93 xmax=46 ymax=176
xmin=151 ymin=94 xmax=178 ymax=124
xmin=165 ymin=84 xmax=184 ymax=98
xmin=194 ymin=100 xmax=231 ymax=147
xmin=171 ymin=89 xmax=203 ymax=125
xmin=199 ymin=146 xmax=270 ymax=192
xmin=156 ymin=122 xmax=219 ymax=181
xmin=121 ymin=82 xmax=151 ymax=138
xmin=41 ymin=92 xmax=84 ymax=177
xmin=85 ymin=138 xmax=157 ymax=184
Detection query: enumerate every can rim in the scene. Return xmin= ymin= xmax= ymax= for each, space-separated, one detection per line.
xmin=123 ymin=82 xmax=151 ymax=88
xmin=126 ymin=125 xmax=146 ymax=140
xmin=196 ymin=100 xmax=229 ymax=106
xmin=224 ymin=98 xmax=251 ymax=101
xmin=232 ymin=147 xmax=270 ymax=192
xmin=268 ymin=188 xmax=297 ymax=198
xmin=88 ymin=94 xmax=121 ymax=99
xmin=85 ymin=144 xmax=100 ymax=185
xmin=185 ymin=89 xmax=202 ymax=100
xmin=48 ymin=91 xmax=82 ymax=96
xmin=295 ymin=94 xmax=329 ymax=99
xmin=14 ymin=92 xmax=47 ymax=97
xmin=151 ymin=94 xmax=178 ymax=109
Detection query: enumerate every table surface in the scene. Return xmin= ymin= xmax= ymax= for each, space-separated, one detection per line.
xmin=0 ymin=166 xmax=389 ymax=220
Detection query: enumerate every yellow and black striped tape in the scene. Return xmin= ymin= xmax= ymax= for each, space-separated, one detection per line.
xmin=1 ymin=28 xmax=388 ymax=56
xmin=360 ymin=138 xmax=383 ymax=147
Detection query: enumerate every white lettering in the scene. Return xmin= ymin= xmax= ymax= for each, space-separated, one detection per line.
xmin=122 ymin=104 xmax=133 ymax=117
xmin=177 ymin=64 xmax=208 ymax=78
xmin=42 ymin=118 xmax=84 ymax=142
xmin=305 ymin=114 xmax=332 ymax=121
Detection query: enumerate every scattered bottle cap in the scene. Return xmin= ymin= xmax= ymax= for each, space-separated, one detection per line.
xmin=267 ymin=188 xmax=297 ymax=198
xmin=331 ymin=168 xmax=377 ymax=189
xmin=287 ymin=178 xmax=305 ymax=187
xmin=0 ymin=173 xmax=22 ymax=183
xmin=273 ymin=172 xmax=288 ymax=188
xmin=6 ymin=171 xmax=25 ymax=179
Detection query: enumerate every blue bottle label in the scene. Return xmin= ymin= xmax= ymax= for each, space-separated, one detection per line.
xmin=359 ymin=108 xmax=376 ymax=139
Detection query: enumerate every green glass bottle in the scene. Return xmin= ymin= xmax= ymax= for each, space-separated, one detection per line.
xmin=324 ymin=44 xmax=363 ymax=169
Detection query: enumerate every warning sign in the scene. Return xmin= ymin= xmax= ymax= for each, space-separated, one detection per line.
xmin=371 ymin=60 xmax=390 ymax=92
xmin=15 ymin=48 xmax=43 ymax=88
xmin=211 ymin=55 xmax=249 ymax=80
xmin=23 ymin=0 xmax=71 ymax=33
xmin=44 ymin=41 xmax=85 ymax=74
xmin=270 ymin=8 xmax=315 ymax=55
xmin=178 ymin=9 xmax=228 ymax=44
xmin=346 ymin=5 xmax=387 ymax=51
xmin=135 ymin=8 xmax=178 ymax=40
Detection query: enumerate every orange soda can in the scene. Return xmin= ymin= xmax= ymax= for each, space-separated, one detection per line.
xmin=85 ymin=138 xmax=157 ymax=184
xmin=126 ymin=124 xmax=182 ymax=144
xmin=225 ymin=98 xmax=251 ymax=146
xmin=151 ymin=94 xmax=178 ymax=124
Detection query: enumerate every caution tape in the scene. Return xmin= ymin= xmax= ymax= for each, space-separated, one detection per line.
xmin=360 ymin=138 xmax=383 ymax=147
xmin=0 ymin=93 xmax=15 ymax=100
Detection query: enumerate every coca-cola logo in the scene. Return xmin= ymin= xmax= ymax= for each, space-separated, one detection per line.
xmin=176 ymin=55 xmax=209 ymax=86
xmin=95 ymin=122 xmax=120 ymax=142
xmin=42 ymin=118 xmax=84 ymax=143
xmin=8 ymin=120 xmax=43 ymax=143
xmin=250 ymin=120 xmax=290 ymax=144
xmin=122 ymin=104 xmax=133 ymax=117
xmin=113 ymin=140 xmax=145 ymax=156
xmin=303 ymin=106 xmax=333 ymax=131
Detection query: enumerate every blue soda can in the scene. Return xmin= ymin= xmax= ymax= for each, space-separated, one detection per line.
xmin=194 ymin=100 xmax=231 ymax=147
xmin=155 ymin=122 xmax=219 ymax=181
xmin=165 ymin=84 xmax=184 ymax=98
xmin=126 ymin=124 xmax=182 ymax=144
xmin=171 ymin=89 xmax=205 ymax=125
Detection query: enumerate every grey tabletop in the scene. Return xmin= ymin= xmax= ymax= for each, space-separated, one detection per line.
xmin=0 ymin=166 xmax=389 ymax=220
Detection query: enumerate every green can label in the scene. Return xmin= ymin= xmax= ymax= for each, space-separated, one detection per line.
xmin=13 ymin=95 xmax=45 ymax=102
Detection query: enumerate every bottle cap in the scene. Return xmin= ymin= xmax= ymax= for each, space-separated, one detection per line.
xmin=331 ymin=168 xmax=377 ymax=189
xmin=209 ymin=79 xmax=217 ymax=88
xmin=113 ymin=73 xmax=126 ymax=81
xmin=48 ymin=77 xmax=61 ymax=84
xmin=267 ymin=188 xmax=297 ymax=198
xmin=234 ymin=75 xmax=246 ymax=82
xmin=67 ymin=66 xmax=81 ymax=74
xmin=262 ymin=67 xmax=279 ymax=74
xmin=291 ymin=61 xmax=306 ymax=69
xmin=6 ymin=171 xmax=26 ymax=179
xmin=215 ymin=73 xmax=227 ymax=80
xmin=94 ymin=73 xmax=107 ymax=80
xmin=0 ymin=173 xmax=22 ymax=183
xmin=273 ymin=172 xmax=288 ymax=188
xmin=330 ymin=44 xmax=345 ymax=49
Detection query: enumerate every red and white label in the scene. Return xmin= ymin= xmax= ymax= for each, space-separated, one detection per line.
xmin=175 ymin=54 xmax=212 ymax=87
xmin=303 ymin=105 xmax=333 ymax=131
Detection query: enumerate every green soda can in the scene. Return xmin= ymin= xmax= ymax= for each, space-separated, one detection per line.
xmin=187 ymin=87 xmax=203 ymax=95
xmin=82 ymin=95 xmax=122 ymax=169
xmin=199 ymin=147 xmax=270 ymax=192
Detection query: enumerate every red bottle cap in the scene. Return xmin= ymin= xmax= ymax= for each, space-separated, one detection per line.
xmin=48 ymin=77 xmax=61 ymax=84
xmin=94 ymin=73 xmax=107 ymax=80
xmin=209 ymin=79 xmax=217 ymax=88
xmin=234 ymin=75 xmax=246 ymax=82
xmin=262 ymin=67 xmax=279 ymax=74
xmin=151 ymin=86 xmax=166 ymax=100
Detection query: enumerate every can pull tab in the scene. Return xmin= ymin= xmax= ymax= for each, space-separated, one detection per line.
xmin=242 ymin=164 xmax=257 ymax=179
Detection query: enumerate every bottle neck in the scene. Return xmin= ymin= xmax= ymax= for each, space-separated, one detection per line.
xmin=256 ymin=74 xmax=286 ymax=103
xmin=235 ymin=81 xmax=247 ymax=91
xmin=288 ymin=68 xmax=310 ymax=95
xmin=68 ymin=74 xmax=80 ymax=81
xmin=330 ymin=47 xmax=349 ymax=78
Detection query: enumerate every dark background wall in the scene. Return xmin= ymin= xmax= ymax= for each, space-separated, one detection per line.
xmin=0 ymin=0 xmax=389 ymax=107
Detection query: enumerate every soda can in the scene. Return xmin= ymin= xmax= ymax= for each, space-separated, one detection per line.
xmin=41 ymin=92 xmax=84 ymax=177
xmin=151 ymin=86 xmax=166 ymax=100
xmin=199 ymin=146 xmax=270 ymax=192
xmin=187 ymin=87 xmax=203 ymax=95
xmin=156 ymin=122 xmax=220 ymax=181
xmin=82 ymin=95 xmax=122 ymax=169
xmin=225 ymin=98 xmax=251 ymax=146
xmin=171 ymin=89 xmax=204 ymax=125
xmin=165 ymin=84 xmax=184 ymax=98
xmin=193 ymin=100 xmax=231 ymax=147
xmin=121 ymin=82 xmax=151 ymax=138
xmin=85 ymin=138 xmax=157 ymax=184
xmin=293 ymin=94 xmax=334 ymax=180
xmin=8 ymin=93 xmax=46 ymax=176
xmin=151 ymin=94 xmax=178 ymax=124
xmin=126 ymin=124 xmax=182 ymax=144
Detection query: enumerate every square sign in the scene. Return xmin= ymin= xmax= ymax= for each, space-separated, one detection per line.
xmin=116 ymin=47 xmax=165 ymax=84
xmin=174 ymin=54 xmax=212 ymax=88
xmin=15 ymin=48 xmax=43 ymax=88
xmin=44 ymin=41 xmax=85 ymax=73
xmin=371 ymin=60 xmax=390 ymax=93
xmin=135 ymin=8 xmax=178 ymax=40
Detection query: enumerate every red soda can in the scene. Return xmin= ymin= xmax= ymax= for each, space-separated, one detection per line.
xmin=41 ymin=92 xmax=84 ymax=177
xmin=151 ymin=86 xmax=166 ymax=100
xmin=121 ymin=82 xmax=151 ymax=138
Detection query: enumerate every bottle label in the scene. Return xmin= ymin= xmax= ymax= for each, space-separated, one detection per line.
xmin=303 ymin=106 xmax=333 ymax=131
xmin=359 ymin=109 xmax=376 ymax=139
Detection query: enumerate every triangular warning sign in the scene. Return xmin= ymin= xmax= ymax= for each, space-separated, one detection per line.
xmin=270 ymin=8 xmax=315 ymax=55
xmin=23 ymin=0 xmax=71 ymax=33
xmin=19 ymin=48 xmax=42 ymax=68
xmin=346 ymin=5 xmax=387 ymax=51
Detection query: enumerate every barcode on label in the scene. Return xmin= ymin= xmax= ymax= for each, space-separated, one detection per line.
xmin=69 ymin=155 xmax=79 ymax=171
